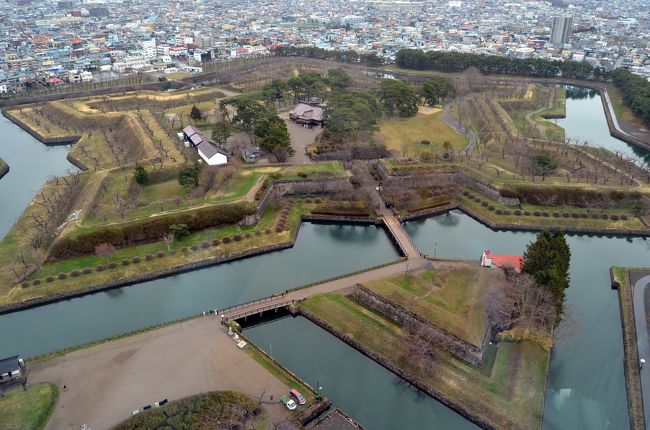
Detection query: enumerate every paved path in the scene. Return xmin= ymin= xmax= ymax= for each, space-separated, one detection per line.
xmin=29 ymin=317 xmax=292 ymax=430
xmin=524 ymin=88 xmax=555 ymax=139
xmin=280 ymin=112 xmax=318 ymax=164
xmin=350 ymin=161 xmax=421 ymax=259
xmin=441 ymin=100 xmax=478 ymax=153
xmin=632 ymin=273 xmax=650 ymax=428
xmin=221 ymin=257 xmax=481 ymax=321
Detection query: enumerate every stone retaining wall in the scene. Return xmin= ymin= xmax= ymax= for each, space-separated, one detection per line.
xmin=450 ymin=172 xmax=520 ymax=206
xmin=374 ymin=161 xmax=519 ymax=206
xmin=2 ymin=108 xmax=81 ymax=145
xmin=0 ymin=211 xmax=389 ymax=315
xmin=351 ymin=285 xmax=487 ymax=366
xmin=404 ymin=203 xmax=650 ymax=237
xmin=599 ymin=89 xmax=650 ymax=150
xmin=299 ymin=307 xmax=497 ymax=430
xmin=614 ymin=268 xmax=647 ymax=430
xmin=243 ymin=177 xmax=352 ymax=225
xmin=0 ymin=162 xmax=9 ymax=181
xmin=0 ymin=80 xmax=185 ymax=108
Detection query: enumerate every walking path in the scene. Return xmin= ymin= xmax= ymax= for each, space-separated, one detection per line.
xmin=632 ymin=272 xmax=650 ymax=428
xmin=350 ymin=161 xmax=421 ymax=259
xmin=29 ymin=317 xmax=292 ymax=430
xmin=382 ymin=211 xmax=421 ymax=259
xmin=441 ymin=100 xmax=478 ymax=153
xmin=524 ymin=89 xmax=555 ymax=138
xmin=221 ymin=257 xmax=480 ymax=322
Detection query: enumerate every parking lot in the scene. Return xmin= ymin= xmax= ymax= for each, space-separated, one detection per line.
xmin=29 ymin=316 xmax=291 ymax=429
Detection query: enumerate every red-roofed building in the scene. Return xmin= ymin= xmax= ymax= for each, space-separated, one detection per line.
xmin=480 ymin=249 xmax=523 ymax=273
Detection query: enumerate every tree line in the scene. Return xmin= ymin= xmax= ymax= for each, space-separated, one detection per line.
xmin=396 ymin=48 xmax=650 ymax=127
xmin=272 ymin=46 xmax=383 ymax=67
xmin=395 ymin=48 xmax=605 ymax=80
xmin=610 ymin=68 xmax=650 ymax=127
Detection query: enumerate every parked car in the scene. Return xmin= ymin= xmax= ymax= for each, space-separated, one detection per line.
xmin=290 ymin=388 xmax=306 ymax=405
xmin=281 ymin=395 xmax=297 ymax=410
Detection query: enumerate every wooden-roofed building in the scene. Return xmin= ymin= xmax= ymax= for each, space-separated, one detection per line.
xmin=289 ymin=103 xmax=325 ymax=127
xmin=182 ymin=125 xmax=228 ymax=166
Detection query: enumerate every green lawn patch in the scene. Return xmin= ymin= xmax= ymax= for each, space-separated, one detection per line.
xmin=301 ymin=293 xmax=406 ymax=358
xmin=363 ymin=267 xmax=498 ymax=345
xmin=0 ymin=383 xmax=59 ymax=430
xmin=7 ymin=200 xmax=311 ymax=306
xmin=300 ymin=294 xmax=548 ymax=430
xmin=377 ymin=111 xmax=468 ymax=157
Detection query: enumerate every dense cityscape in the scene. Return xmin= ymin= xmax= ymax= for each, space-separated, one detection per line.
xmin=0 ymin=0 xmax=649 ymax=94
xmin=2 ymin=1 xmax=650 ymax=430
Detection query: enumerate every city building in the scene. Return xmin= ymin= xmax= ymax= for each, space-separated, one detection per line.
xmin=551 ymin=14 xmax=573 ymax=46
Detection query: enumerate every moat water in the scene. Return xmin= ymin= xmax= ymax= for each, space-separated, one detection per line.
xmin=558 ymin=85 xmax=650 ymax=167
xmin=0 ymin=88 xmax=648 ymax=429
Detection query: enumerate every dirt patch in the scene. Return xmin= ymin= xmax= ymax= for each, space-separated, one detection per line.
xmin=113 ymin=348 xmax=138 ymax=364
xmin=418 ymin=106 xmax=442 ymax=115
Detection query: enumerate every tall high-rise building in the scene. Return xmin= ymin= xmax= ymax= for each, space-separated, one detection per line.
xmin=551 ymin=14 xmax=573 ymax=46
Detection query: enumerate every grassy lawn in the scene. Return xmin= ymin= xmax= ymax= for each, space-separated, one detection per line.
xmin=301 ymin=293 xmax=406 ymax=357
xmin=538 ymin=86 xmax=566 ymax=118
xmin=0 ymin=383 xmax=59 ymax=430
xmin=607 ymin=84 xmax=642 ymax=127
xmin=5 ymin=199 xmax=311 ymax=306
xmin=300 ymin=294 xmax=547 ymax=430
xmin=363 ymin=267 xmax=498 ymax=345
xmin=278 ymin=161 xmax=346 ymax=179
xmin=6 ymin=108 xmax=73 ymax=139
xmin=458 ymin=192 xmax=645 ymax=230
xmin=377 ymin=111 xmax=468 ymax=157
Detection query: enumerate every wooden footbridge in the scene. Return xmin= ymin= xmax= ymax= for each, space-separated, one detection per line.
xmin=218 ymin=296 xmax=297 ymax=322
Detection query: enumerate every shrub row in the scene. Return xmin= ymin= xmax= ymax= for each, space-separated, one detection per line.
xmin=50 ymin=202 xmax=255 ymax=259
xmin=500 ymin=185 xmax=644 ymax=208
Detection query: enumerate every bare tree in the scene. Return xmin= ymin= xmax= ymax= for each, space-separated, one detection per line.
xmin=161 ymin=233 xmax=175 ymax=251
xmin=95 ymin=243 xmax=116 ymax=263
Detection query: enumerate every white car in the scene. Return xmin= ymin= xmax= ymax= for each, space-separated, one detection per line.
xmin=281 ymin=395 xmax=297 ymax=411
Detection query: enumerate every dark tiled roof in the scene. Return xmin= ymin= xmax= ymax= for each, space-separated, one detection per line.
xmin=197 ymin=140 xmax=228 ymax=159
xmin=289 ymin=103 xmax=324 ymax=122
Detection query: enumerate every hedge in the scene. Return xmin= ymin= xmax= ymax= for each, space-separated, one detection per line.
xmin=49 ymin=202 xmax=255 ymax=259
xmin=501 ymin=186 xmax=644 ymax=208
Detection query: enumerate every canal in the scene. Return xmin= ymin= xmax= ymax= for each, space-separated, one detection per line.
xmin=0 ymin=114 xmax=75 ymax=238
xmin=558 ymin=85 xmax=650 ymax=167
xmin=0 ymin=222 xmax=400 ymax=358
xmin=248 ymin=212 xmax=647 ymax=430
xmin=245 ymin=315 xmax=479 ymax=430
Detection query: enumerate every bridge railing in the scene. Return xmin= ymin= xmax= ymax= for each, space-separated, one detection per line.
xmin=221 ymin=299 xmax=296 ymax=321
xmin=217 ymin=295 xmax=280 ymax=316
